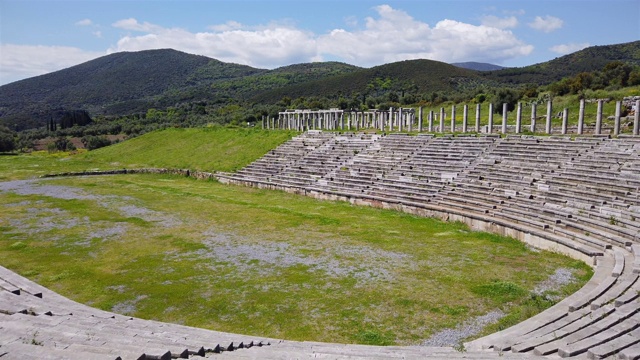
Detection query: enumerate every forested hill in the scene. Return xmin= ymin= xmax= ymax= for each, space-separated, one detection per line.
xmin=482 ymin=40 xmax=640 ymax=84
xmin=1 ymin=41 xmax=639 ymax=131
xmin=452 ymin=62 xmax=505 ymax=71
xmin=0 ymin=49 xmax=362 ymax=130
xmin=250 ymin=59 xmax=483 ymax=104
xmin=0 ymin=49 xmax=258 ymax=130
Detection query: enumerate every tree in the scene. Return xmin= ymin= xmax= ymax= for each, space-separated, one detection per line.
xmin=81 ymin=135 xmax=112 ymax=150
xmin=58 ymin=110 xmax=92 ymax=129
xmin=492 ymin=88 xmax=519 ymax=112
xmin=0 ymin=126 xmax=16 ymax=152
xmin=602 ymin=61 xmax=632 ymax=87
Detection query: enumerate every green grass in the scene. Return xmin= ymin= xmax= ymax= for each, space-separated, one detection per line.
xmin=0 ymin=127 xmax=594 ymax=345
xmin=0 ymin=128 xmax=298 ymax=181
xmin=82 ymin=127 xmax=299 ymax=172
xmin=0 ymin=173 xmax=592 ymax=345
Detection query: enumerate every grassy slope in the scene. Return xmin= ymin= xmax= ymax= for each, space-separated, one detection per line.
xmin=82 ymin=127 xmax=299 ymax=172
xmin=0 ymin=128 xmax=298 ymax=181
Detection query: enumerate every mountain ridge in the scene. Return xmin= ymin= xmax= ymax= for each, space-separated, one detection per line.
xmin=1 ymin=41 xmax=639 ymax=131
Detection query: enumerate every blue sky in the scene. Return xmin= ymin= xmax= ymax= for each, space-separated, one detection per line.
xmin=1 ymin=0 xmax=638 ymax=85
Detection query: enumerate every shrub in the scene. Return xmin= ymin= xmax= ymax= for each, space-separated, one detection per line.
xmin=82 ymin=135 xmax=112 ymax=150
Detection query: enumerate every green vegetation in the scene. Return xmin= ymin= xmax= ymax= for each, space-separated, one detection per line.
xmin=82 ymin=127 xmax=299 ymax=172
xmin=0 ymin=127 xmax=593 ymax=345
xmin=0 ymin=128 xmax=298 ymax=181
xmin=0 ymin=172 xmax=592 ymax=345
xmin=2 ymin=41 xmax=639 ymax=141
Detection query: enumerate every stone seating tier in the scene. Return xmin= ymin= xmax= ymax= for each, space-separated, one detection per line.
xmin=222 ymin=131 xmax=640 ymax=359
xmin=7 ymin=131 xmax=640 ymax=358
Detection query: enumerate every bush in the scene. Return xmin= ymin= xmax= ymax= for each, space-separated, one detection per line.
xmin=82 ymin=135 xmax=112 ymax=150
xmin=0 ymin=126 xmax=16 ymax=152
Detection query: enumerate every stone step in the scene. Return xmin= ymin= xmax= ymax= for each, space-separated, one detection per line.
xmin=586 ymin=327 xmax=640 ymax=359
xmin=557 ymin=311 xmax=640 ymax=357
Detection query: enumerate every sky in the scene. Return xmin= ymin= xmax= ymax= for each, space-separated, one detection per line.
xmin=0 ymin=0 xmax=638 ymax=86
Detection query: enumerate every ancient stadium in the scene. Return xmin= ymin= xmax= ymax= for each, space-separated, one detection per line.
xmin=1 ymin=124 xmax=640 ymax=359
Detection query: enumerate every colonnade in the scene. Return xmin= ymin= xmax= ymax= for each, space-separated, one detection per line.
xmin=262 ymin=100 xmax=640 ymax=136
xmin=265 ymin=108 xmax=417 ymax=132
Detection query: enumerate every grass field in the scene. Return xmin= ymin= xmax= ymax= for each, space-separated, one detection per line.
xmin=0 ymin=128 xmax=593 ymax=346
xmin=0 ymin=128 xmax=298 ymax=182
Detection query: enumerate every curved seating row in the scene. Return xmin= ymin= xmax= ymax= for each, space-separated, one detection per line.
xmin=2 ymin=130 xmax=639 ymax=358
xmin=220 ymin=131 xmax=640 ymax=358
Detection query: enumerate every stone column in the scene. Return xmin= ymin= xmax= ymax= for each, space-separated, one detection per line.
xmin=428 ymin=110 xmax=434 ymax=132
xmin=462 ymin=104 xmax=468 ymax=133
xmin=408 ymin=111 xmax=413 ymax=132
xmin=418 ymin=106 xmax=423 ymax=132
xmin=379 ymin=112 xmax=385 ymax=132
xmin=578 ymin=99 xmax=585 ymax=135
xmin=530 ymin=103 xmax=537 ymax=133
xmin=634 ymin=100 xmax=640 ymax=136
xmin=399 ymin=108 xmax=403 ymax=132
xmin=545 ymin=100 xmax=552 ymax=134
xmin=475 ymin=104 xmax=481 ymax=132
xmin=515 ymin=102 xmax=522 ymax=134
xmin=389 ymin=107 xmax=393 ymax=132
xmin=451 ymin=105 xmax=456 ymax=133
xmin=439 ymin=107 xmax=445 ymax=133
xmin=487 ymin=103 xmax=493 ymax=133
xmin=561 ymin=108 xmax=568 ymax=135
xmin=501 ymin=103 xmax=508 ymax=134
xmin=614 ymin=101 xmax=621 ymax=136
xmin=595 ymin=100 xmax=603 ymax=135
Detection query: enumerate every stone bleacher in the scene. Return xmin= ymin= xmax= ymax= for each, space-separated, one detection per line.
xmin=217 ymin=131 xmax=640 ymax=359
xmin=3 ymin=130 xmax=640 ymax=359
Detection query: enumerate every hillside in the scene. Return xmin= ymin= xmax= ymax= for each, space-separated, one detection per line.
xmin=208 ymin=62 xmax=362 ymax=100
xmin=0 ymin=49 xmax=263 ymax=130
xmin=452 ymin=62 xmax=505 ymax=71
xmin=251 ymin=59 xmax=485 ymax=104
xmin=1 ymin=41 xmax=639 ymax=131
xmin=82 ymin=127 xmax=299 ymax=172
xmin=482 ymin=40 xmax=640 ymax=84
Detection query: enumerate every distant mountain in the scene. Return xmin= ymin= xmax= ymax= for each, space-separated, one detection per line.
xmin=251 ymin=59 xmax=484 ymax=104
xmin=0 ymin=49 xmax=263 ymax=130
xmin=0 ymin=50 xmax=361 ymax=130
xmin=206 ymin=62 xmax=362 ymax=100
xmin=451 ymin=62 xmax=506 ymax=71
xmin=481 ymin=40 xmax=640 ymax=85
xmin=1 ymin=41 xmax=639 ymax=131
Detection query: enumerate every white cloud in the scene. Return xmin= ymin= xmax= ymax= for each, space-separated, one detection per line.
xmin=108 ymin=8 xmax=533 ymax=68
xmin=481 ymin=15 xmax=518 ymax=29
xmin=110 ymin=19 xmax=318 ymax=68
xmin=508 ymin=9 xmax=526 ymax=16
xmin=344 ymin=16 xmax=358 ymax=28
xmin=529 ymin=15 xmax=563 ymax=33
xmin=2 ymin=5 xmax=536 ymax=84
xmin=112 ymin=18 xmax=162 ymax=33
xmin=75 ymin=19 xmax=93 ymax=26
xmin=317 ymin=5 xmax=532 ymax=66
xmin=0 ymin=44 xmax=103 ymax=85
xmin=208 ymin=20 xmax=243 ymax=32
xmin=549 ymin=42 xmax=590 ymax=55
